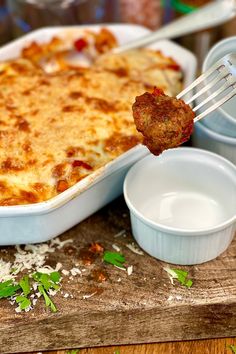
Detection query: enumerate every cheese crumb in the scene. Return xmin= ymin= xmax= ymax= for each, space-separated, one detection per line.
xmin=83 ymin=292 xmax=97 ymax=299
xmin=70 ymin=268 xmax=82 ymax=276
xmin=114 ymin=230 xmax=126 ymax=238
xmin=112 ymin=244 xmax=121 ymax=252
xmin=126 ymin=242 xmax=144 ymax=255
xmin=127 ymin=265 xmax=133 ymax=276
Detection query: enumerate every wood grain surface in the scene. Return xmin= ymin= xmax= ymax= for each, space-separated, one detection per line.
xmin=34 ymin=338 xmax=236 ymax=354
xmin=1 ymin=197 xmax=236 ymax=354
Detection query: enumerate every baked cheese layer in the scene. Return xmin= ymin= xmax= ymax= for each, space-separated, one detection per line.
xmin=0 ymin=48 xmax=182 ymax=205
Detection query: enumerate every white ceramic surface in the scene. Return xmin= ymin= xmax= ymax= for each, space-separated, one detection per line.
xmin=0 ymin=24 xmax=197 ymax=245
xmin=192 ymin=121 xmax=236 ymax=165
xmin=200 ymin=37 xmax=236 ymax=137
xmin=124 ymin=148 xmax=236 ymax=265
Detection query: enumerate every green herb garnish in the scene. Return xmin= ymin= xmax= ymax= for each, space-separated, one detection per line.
xmin=66 ymin=350 xmax=80 ymax=354
xmin=228 ymin=345 xmax=236 ymax=353
xmin=19 ymin=275 xmax=31 ymax=296
xmin=0 ymin=280 xmax=20 ymax=298
xmin=32 ymin=272 xmax=60 ymax=291
xmin=16 ymin=295 xmax=31 ymax=310
xmin=164 ymin=267 xmax=193 ymax=288
xmin=32 ymin=271 xmax=61 ymax=313
xmin=38 ymin=284 xmax=57 ymax=313
xmin=50 ymin=271 xmax=61 ymax=284
xmin=103 ymin=251 xmax=126 ymax=268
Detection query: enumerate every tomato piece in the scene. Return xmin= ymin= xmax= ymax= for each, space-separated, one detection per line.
xmin=72 ymin=160 xmax=92 ymax=170
xmin=74 ymin=38 xmax=88 ymax=52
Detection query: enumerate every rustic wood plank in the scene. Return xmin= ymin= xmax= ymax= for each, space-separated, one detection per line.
xmin=1 ymin=197 xmax=236 ymax=354
xmin=37 ymin=338 xmax=236 ymax=354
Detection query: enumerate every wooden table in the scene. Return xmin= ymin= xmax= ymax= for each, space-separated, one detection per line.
xmin=44 ymin=339 xmax=236 ymax=354
xmin=35 ymin=339 xmax=235 ymax=354
xmin=2 ymin=197 xmax=236 ymax=354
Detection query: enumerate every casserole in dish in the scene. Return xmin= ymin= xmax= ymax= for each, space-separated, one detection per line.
xmin=0 ymin=24 xmax=197 ymax=245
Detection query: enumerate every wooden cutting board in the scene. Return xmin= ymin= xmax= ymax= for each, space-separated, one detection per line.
xmin=1 ymin=197 xmax=236 ymax=354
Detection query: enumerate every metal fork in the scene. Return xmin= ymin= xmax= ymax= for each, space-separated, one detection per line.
xmin=176 ymin=53 xmax=236 ymax=123
xmin=113 ymin=0 xmax=236 ymax=54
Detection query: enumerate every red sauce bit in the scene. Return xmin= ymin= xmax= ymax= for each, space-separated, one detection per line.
xmin=62 ymin=105 xmax=77 ymax=113
xmin=74 ymin=38 xmax=88 ymax=52
xmin=91 ymin=269 xmax=108 ymax=283
xmin=85 ymin=97 xmax=116 ymax=113
xmin=64 ymin=245 xmax=77 ymax=255
xmin=110 ymin=68 xmax=128 ymax=77
xmin=152 ymin=87 xmax=165 ymax=97
xmin=16 ymin=119 xmax=30 ymax=132
xmin=66 ymin=146 xmax=85 ymax=157
xmin=1 ymin=158 xmax=24 ymax=171
xmin=20 ymin=190 xmax=39 ymax=203
xmin=69 ymin=91 xmax=83 ymax=100
xmin=52 ymin=163 xmax=67 ymax=178
xmin=104 ymin=133 xmax=141 ymax=153
xmin=56 ymin=179 xmax=69 ymax=193
xmin=32 ymin=183 xmax=46 ymax=193
xmin=79 ymin=248 xmax=96 ymax=266
xmin=167 ymin=63 xmax=181 ymax=71
xmin=72 ymin=160 xmax=93 ymax=170
xmin=89 ymin=243 xmax=104 ymax=254
xmin=0 ymin=181 xmax=7 ymax=193
xmin=0 ymin=197 xmax=26 ymax=206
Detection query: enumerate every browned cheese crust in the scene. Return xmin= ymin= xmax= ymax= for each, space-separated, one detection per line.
xmin=132 ymin=88 xmax=194 ymax=155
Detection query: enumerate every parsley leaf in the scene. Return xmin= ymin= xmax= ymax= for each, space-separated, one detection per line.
xmin=16 ymin=295 xmax=31 ymax=310
xmin=32 ymin=271 xmax=61 ymax=313
xmin=0 ymin=280 xmax=20 ymax=298
xmin=229 ymin=345 xmax=236 ymax=354
xmin=164 ymin=267 xmax=193 ymax=288
xmin=38 ymin=284 xmax=57 ymax=313
xmin=103 ymin=251 xmax=126 ymax=268
xmin=0 ymin=280 xmax=13 ymax=291
xmin=50 ymin=271 xmax=61 ymax=284
xmin=19 ymin=275 xmax=31 ymax=296
xmin=66 ymin=350 xmax=80 ymax=354
xmin=33 ymin=272 xmax=60 ymax=291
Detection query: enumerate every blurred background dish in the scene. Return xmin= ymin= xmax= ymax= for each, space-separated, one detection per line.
xmin=6 ymin=0 xmax=163 ymax=39
xmin=3 ymin=1 xmax=236 ymax=54
xmin=199 ymin=36 xmax=236 ymax=138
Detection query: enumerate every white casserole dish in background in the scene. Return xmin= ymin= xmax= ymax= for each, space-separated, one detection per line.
xmin=124 ymin=148 xmax=236 ymax=265
xmin=0 ymin=24 xmax=197 ymax=245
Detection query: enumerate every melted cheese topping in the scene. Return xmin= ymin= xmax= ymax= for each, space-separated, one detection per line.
xmin=0 ymin=46 xmax=182 ymax=205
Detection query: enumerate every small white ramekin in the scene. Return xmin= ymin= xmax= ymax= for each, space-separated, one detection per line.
xmin=123 ymin=148 xmax=236 ymax=265
xmin=192 ymin=121 xmax=236 ymax=165
xmin=200 ymin=36 xmax=236 ymax=137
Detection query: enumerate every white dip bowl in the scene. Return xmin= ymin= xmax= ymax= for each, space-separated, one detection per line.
xmin=124 ymin=148 xmax=236 ymax=265
xmin=201 ymin=36 xmax=236 ymax=137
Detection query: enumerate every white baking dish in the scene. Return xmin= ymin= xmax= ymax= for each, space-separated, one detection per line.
xmin=0 ymin=24 xmax=197 ymax=245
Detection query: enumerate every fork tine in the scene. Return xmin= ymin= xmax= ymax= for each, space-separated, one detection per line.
xmin=194 ymin=86 xmax=236 ymax=122
xmin=193 ymin=76 xmax=234 ymax=112
xmin=176 ymin=58 xmax=225 ymax=100
xmin=185 ymin=68 xmax=229 ymax=105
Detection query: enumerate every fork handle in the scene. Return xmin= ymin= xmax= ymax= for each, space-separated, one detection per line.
xmin=113 ymin=0 xmax=236 ymax=54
